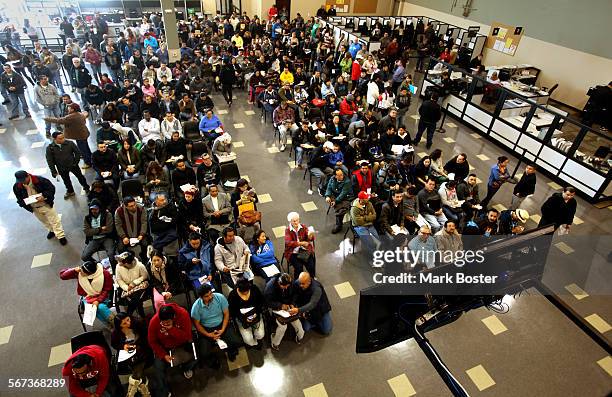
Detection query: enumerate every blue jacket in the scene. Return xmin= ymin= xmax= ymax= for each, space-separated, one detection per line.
xmin=178 ymin=240 xmax=212 ymax=281
xmin=199 ymin=115 xmax=222 ymax=132
xmin=249 ymin=240 xmax=277 ymax=268
xmin=348 ymin=43 xmax=362 ymax=59
xmin=328 ymin=151 xmax=344 ymax=167
xmin=144 ymin=36 xmax=159 ymax=51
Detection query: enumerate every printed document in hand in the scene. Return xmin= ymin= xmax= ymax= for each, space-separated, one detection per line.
xmin=24 ymin=194 xmax=42 ymax=205
xmin=118 ymin=349 xmax=136 ymax=362
xmin=129 ymin=237 xmax=140 ymax=246
xmin=240 ymin=307 xmax=255 ymax=314
xmin=391 ymin=224 xmax=408 ymax=235
xmin=216 ymin=339 xmax=228 ymax=349
xmin=273 ymin=310 xmax=291 ymax=318
xmin=180 ymin=184 xmax=195 ymax=192
xmin=82 ymin=303 xmax=97 ymax=326
xmin=262 ymin=264 xmax=280 ymax=278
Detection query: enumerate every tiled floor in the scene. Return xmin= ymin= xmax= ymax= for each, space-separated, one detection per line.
xmin=0 ymin=69 xmax=610 ymax=397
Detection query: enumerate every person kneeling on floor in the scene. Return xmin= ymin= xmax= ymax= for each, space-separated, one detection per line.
xmin=295 ymin=272 xmax=333 ymax=335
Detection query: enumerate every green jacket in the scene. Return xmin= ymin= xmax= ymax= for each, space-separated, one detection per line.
xmin=340 ymin=57 xmax=353 ymax=74
xmin=325 ymin=172 xmax=353 ymax=203
xmin=350 ymin=199 xmax=377 ymax=227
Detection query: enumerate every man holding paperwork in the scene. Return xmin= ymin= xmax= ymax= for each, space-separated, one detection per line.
xmin=192 ymin=284 xmax=242 ymax=368
xmin=214 ymin=226 xmax=252 ymax=288
xmin=13 ymin=170 xmax=68 ymax=245
xmin=148 ymin=303 xmax=196 ymax=394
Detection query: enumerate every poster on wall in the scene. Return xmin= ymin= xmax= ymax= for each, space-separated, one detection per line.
xmin=486 ymin=21 xmax=524 ymax=57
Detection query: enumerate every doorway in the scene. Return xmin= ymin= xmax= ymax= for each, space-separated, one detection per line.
xmin=275 ymin=0 xmax=291 ymax=21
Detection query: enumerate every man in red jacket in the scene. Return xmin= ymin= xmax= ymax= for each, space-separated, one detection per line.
xmin=339 ymin=94 xmax=359 ymax=124
xmin=62 ymin=345 xmax=111 ymax=397
xmin=148 ymin=303 xmax=195 ymax=396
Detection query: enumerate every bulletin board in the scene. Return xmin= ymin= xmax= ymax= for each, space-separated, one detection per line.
xmin=353 ymin=0 xmax=377 ymax=14
xmin=486 ymin=21 xmax=524 ymax=56
xmin=326 ymin=0 xmax=350 ymax=14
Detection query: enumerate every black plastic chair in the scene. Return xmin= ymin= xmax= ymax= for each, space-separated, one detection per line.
xmin=220 ymin=162 xmax=241 ymax=188
xmin=190 ymin=141 xmax=209 ymax=164
xmin=120 ymin=178 xmax=144 ymax=201
xmin=184 ymin=126 xmax=203 ymax=142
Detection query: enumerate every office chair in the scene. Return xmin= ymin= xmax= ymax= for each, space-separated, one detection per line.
xmin=546 ymin=83 xmax=559 ymax=96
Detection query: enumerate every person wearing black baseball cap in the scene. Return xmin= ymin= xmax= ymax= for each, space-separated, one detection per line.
xmin=12 ymin=170 xmax=68 ymax=245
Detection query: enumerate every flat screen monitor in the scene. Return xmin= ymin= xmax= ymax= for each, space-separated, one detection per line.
xmin=356 ymin=226 xmax=554 ymax=354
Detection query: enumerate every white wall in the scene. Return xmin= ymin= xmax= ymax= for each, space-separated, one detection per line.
xmin=200 ymin=0 xmax=216 ymax=15
xmin=399 ymin=2 xmax=612 ymax=109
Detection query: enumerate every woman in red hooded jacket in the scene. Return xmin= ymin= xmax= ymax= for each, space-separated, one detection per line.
xmin=62 ymin=345 xmax=111 ymax=397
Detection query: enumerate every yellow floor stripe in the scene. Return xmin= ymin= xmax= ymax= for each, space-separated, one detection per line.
xmin=387 ymin=374 xmax=417 ymax=397
xmin=466 ymin=364 xmax=496 ymax=391
xmin=564 ymin=283 xmax=589 ymax=300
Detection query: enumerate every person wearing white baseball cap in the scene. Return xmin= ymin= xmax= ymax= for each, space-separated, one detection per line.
xmin=498 ymin=208 xmax=529 ymax=235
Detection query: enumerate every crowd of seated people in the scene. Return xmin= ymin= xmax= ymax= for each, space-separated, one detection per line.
xmin=3 ymin=8 xmax=581 ymax=397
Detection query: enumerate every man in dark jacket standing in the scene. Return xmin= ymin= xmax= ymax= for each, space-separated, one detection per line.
xmin=539 ymin=186 xmax=577 ymax=233
xmin=510 ymin=164 xmax=537 ymax=210
xmin=1 ymin=64 xmax=31 ymax=119
xmin=69 ymin=58 xmax=92 ymax=102
xmin=104 ymin=46 xmax=123 ymax=84
xmin=13 ymin=170 xmax=67 ymax=245
xmin=295 ymin=272 xmax=332 ymax=335
xmin=219 ymin=60 xmax=235 ymax=106
xmin=413 ymin=92 xmax=442 ymax=149
xmin=46 ymin=132 xmax=90 ymax=199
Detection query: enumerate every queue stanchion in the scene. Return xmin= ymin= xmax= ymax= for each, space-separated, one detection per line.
xmin=436 ymin=103 xmax=450 ymax=134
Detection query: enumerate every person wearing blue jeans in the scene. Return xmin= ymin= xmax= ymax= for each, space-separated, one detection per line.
xmin=50 ymin=70 xmax=65 ymax=94
xmin=35 ymin=75 xmax=61 ymax=135
xmin=350 ymin=191 xmax=381 ymax=252
xmin=76 ymin=139 xmax=93 ymax=167
xmin=1 ymin=64 xmax=31 ymax=119
xmin=295 ymin=272 xmax=333 ymax=336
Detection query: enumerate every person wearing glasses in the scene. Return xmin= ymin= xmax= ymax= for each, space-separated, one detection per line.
xmin=62 ymin=345 xmax=113 ymax=397
xmin=407 ymin=225 xmax=438 ymax=269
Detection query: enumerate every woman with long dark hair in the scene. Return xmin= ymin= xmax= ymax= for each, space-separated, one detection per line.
xmin=249 ymin=230 xmax=280 ymax=281
xmin=111 ymin=313 xmax=154 ymax=396
xmin=144 ymin=161 xmax=169 ymax=203
xmin=117 ymin=139 xmax=142 ymax=180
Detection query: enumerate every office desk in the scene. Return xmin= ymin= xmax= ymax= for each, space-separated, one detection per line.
xmin=501 ymin=82 xmax=550 ymax=105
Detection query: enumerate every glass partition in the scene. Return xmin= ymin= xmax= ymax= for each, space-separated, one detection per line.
xmin=420 ymin=57 xmax=610 ymax=201
xmin=572 ymin=129 xmax=611 ymax=174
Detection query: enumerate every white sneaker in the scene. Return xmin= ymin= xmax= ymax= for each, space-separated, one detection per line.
xmin=183 ymin=369 xmax=193 ymax=379
xmin=280 ymin=144 xmax=286 ymax=152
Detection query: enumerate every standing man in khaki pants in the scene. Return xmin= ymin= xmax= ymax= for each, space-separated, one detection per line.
xmin=12 ymin=170 xmax=68 ymax=245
